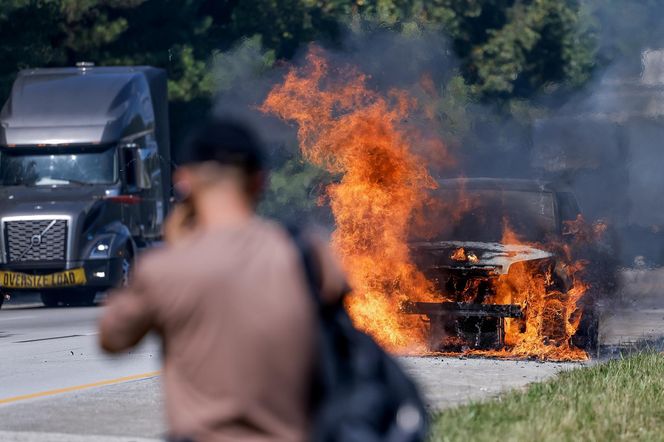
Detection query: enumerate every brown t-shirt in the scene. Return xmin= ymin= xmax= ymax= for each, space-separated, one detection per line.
xmin=99 ymin=218 xmax=344 ymax=442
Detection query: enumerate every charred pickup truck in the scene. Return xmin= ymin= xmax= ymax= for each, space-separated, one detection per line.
xmin=0 ymin=64 xmax=171 ymax=308
xmin=405 ymin=178 xmax=601 ymax=354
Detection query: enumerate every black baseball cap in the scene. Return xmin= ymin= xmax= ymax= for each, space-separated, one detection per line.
xmin=178 ymin=118 xmax=265 ymax=175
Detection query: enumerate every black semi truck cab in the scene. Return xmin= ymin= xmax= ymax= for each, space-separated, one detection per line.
xmin=0 ymin=65 xmax=171 ymax=307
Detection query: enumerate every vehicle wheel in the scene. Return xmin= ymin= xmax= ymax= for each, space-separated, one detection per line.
xmin=120 ymin=249 xmax=133 ymax=287
xmin=540 ymin=296 xmax=567 ymax=347
xmin=41 ymin=290 xmax=97 ymax=307
xmin=69 ymin=290 xmax=98 ymax=307
xmin=41 ymin=292 xmax=64 ymax=308
xmin=572 ymin=305 xmax=600 ymax=354
xmin=100 ymin=247 xmax=133 ymax=304
xmin=427 ymin=317 xmax=446 ymax=352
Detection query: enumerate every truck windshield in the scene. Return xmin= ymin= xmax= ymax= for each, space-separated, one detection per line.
xmin=0 ymin=147 xmax=118 ymax=186
xmin=434 ymin=189 xmax=558 ymax=243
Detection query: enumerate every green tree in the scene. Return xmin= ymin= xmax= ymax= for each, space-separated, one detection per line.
xmin=259 ymin=158 xmax=332 ymax=222
xmin=0 ymin=1 xmax=603 ymax=101
xmin=421 ymin=0 xmax=597 ymax=98
xmin=0 ymin=1 xmax=63 ymax=95
xmin=0 ymin=0 xmax=613 ymax=219
xmin=59 ymin=0 xmax=146 ymax=57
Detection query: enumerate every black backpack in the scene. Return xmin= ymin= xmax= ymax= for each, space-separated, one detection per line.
xmin=288 ymin=227 xmax=429 ymax=442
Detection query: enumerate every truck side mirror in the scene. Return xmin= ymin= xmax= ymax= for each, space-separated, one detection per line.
xmin=121 ymin=142 xmax=151 ymax=191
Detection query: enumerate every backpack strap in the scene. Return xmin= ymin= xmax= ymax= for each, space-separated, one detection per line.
xmin=285 ymin=224 xmax=340 ymax=399
xmin=285 ymin=224 xmax=324 ymax=308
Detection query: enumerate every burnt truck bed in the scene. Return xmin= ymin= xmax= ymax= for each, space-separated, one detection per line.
xmin=402 ymin=301 xmax=523 ymax=318
xmin=407 ymin=239 xmax=553 ymax=352
xmin=403 ymin=301 xmax=524 ymax=350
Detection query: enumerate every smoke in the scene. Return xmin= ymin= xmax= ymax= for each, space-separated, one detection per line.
xmin=210 ymin=11 xmax=664 ymax=267
xmin=210 ymin=28 xmax=459 ymax=223
xmin=526 ymin=2 xmax=664 ymax=350
xmin=205 ymin=9 xmax=664 ymax=355
xmin=531 ymin=3 xmax=664 ymax=268
xmin=211 ymin=28 xmax=457 ymax=142
xmin=211 ymin=36 xmax=293 ymax=148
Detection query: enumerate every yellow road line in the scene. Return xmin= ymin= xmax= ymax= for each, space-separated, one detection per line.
xmin=0 ymin=371 xmax=161 ymax=405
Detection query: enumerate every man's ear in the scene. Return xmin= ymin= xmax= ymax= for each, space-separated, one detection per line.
xmin=247 ymin=171 xmax=266 ymax=202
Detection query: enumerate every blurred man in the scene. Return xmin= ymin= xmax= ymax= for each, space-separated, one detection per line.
xmin=99 ymin=119 xmax=346 ymax=442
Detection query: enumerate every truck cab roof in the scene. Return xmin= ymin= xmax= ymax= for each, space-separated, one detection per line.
xmin=0 ymin=66 xmax=166 ymax=148
xmin=435 ymin=177 xmax=557 ymax=193
xmin=424 ymin=177 xmax=581 ymax=243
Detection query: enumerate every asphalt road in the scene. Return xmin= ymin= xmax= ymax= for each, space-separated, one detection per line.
xmin=0 ymin=294 xmax=163 ymax=441
xmin=0 ymin=294 xmax=581 ymax=441
xmin=1 ymin=281 xmax=662 ymax=442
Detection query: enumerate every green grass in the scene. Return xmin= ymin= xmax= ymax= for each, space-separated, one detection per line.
xmin=430 ymin=353 xmax=664 ymax=442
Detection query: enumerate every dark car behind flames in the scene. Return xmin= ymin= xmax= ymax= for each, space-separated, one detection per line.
xmin=406 ymin=178 xmax=602 ymax=355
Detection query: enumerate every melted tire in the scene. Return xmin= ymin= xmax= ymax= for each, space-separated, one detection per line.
xmin=572 ymin=306 xmax=600 ymax=354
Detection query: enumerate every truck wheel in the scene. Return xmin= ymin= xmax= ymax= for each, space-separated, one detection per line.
xmin=41 ymin=292 xmax=64 ymax=308
xmin=540 ymin=296 xmax=567 ymax=347
xmin=70 ymin=290 xmax=98 ymax=307
xmin=41 ymin=291 xmax=97 ymax=307
xmin=572 ymin=306 xmax=600 ymax=354
xmin=119 ymin=246 xmax=134 ymax=287
xmin=116 ymin=245 xmax=134 ymax=288
xmin=100 ymin=247 xmax=133 ymax=303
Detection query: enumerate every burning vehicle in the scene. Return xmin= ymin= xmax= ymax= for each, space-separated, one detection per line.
xmin=261 ymin=49 xmax=604 ymax=361
xmin=405 ymin=178 xmax=599 ymax=358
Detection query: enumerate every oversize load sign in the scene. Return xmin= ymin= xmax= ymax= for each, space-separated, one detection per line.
xmin=0 ymin=268 xmax=86 ymax=289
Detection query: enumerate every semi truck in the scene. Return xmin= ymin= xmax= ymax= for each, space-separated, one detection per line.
xmin=0 ymin=64 xmax=171 ymax=307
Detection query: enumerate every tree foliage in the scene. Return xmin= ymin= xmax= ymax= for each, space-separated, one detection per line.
xmin=0 ymin=1 xmax=649 ymax=219
xmin=419 ymin=0 xmax=597 ymax=97
xmin=0 ymin=1 xmax=602 ymax=103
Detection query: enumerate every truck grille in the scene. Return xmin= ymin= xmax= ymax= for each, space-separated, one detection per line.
xmin=5 ymin=219 xmax=68 ymax=262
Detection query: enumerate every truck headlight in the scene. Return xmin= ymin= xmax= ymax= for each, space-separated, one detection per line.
xmin=89 ymin=239 xmax=112 ymax=259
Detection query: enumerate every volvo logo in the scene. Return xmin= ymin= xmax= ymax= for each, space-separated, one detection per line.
xmin=30 ymin=235 xmax=42 ymax=247
xmin=18 ymin=219 xmax=57 ymax=260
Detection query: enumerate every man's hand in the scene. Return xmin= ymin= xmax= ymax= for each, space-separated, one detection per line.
xmin=99 ymin=268 xmax=155 ymax=353
xmin=164 ymin=202 xmax=196 ymax=245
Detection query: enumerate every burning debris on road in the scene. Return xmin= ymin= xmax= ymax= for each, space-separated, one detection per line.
xmin=262 ymin=48 xmax=611 ymax=362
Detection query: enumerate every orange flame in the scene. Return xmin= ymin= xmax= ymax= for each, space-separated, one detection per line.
xmin=261 ymin=47 xmax=448 ymax=353
xmin=469 ymin=225 xmax=590 ymax=361
xmin=450 ymin=247 xmax=467 ymax=261
xmin=262 ymin=48 xmax=592 ymax=361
